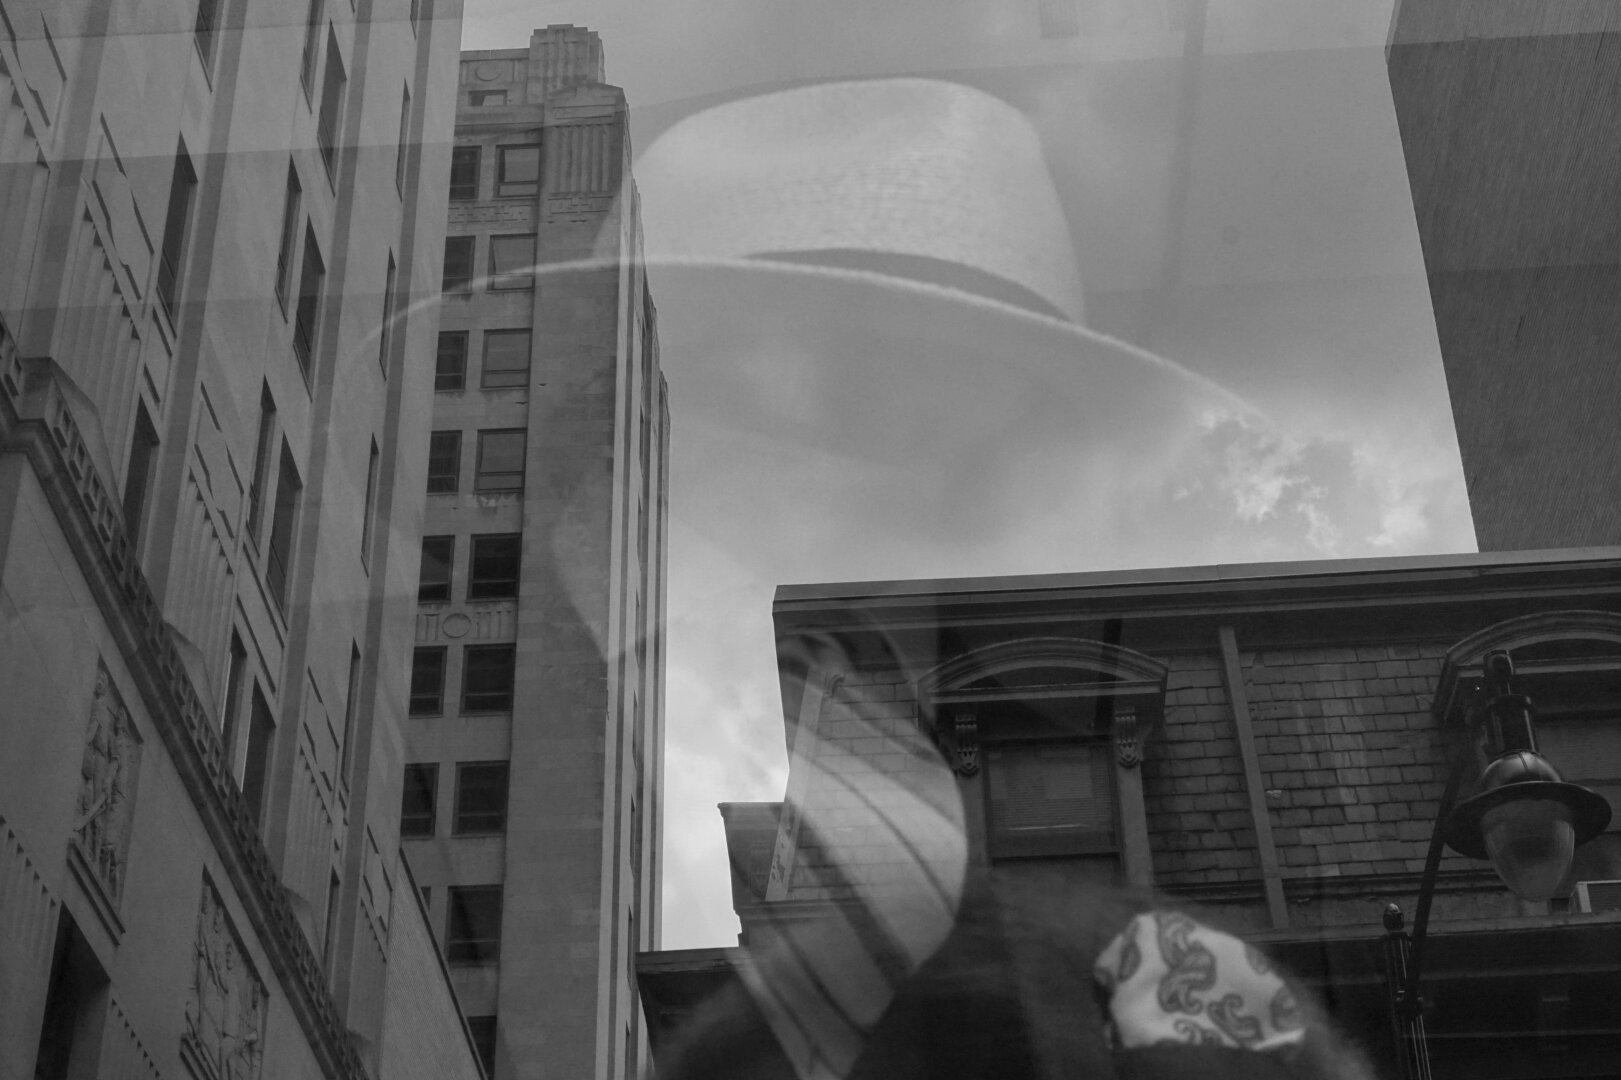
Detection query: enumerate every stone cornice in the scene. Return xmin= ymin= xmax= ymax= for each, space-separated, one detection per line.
xmin=0 ymin=337 xmax=368 ymax=1080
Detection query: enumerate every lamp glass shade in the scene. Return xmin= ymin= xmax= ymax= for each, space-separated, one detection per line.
xmin=1480 ymin=797 xmax=1576 ymax=901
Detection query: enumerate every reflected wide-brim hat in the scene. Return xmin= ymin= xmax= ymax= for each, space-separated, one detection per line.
xmin=634 ymin=77 xmax=1088 ymax=323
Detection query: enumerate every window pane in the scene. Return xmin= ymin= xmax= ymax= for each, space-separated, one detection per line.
xmin=427 ymin=431 xmax=461 ymax=494
xmin=449 ymin=146 xmax=480 ymax=200
xmin=157 ymin=149 xmax=197 ymax=320
xmin=401 ymin=763 xmax=437 ymax=837
xmin=488 ymin=234 xmax=535 ymax=290
xmin=445 ymin=886 xmax=502 ymax=964
xmin=454 ymin=762 xmax=510 ymax=834
xmin=409 ymin=647 xmax=446 ymax=715
xmin=267 ymin=445 xmax=301 ymax=612
xmin=418 ymin=536 xmax=454 ymax=601
xmin=316 ymin=34 xmax=345 ymax=176
xmin=986 ymin=743 xmax=1115 ymax=858
xmin=497 ymin=144 xmax=540 ymax=196
xmin=442 ymin=235 xmax=474 ymax=293
xmin=436 ymin=332 xmax=467 ymax=390
xmin=470 ymin=90 xmax=507 ymax=107
xmin=466 ymin=1016 xmax=497 ymax=1077
xmin=468 ymin=534 xmax=521 ymax=599
xmin=293 ymin=228 xmax=324 ymax=379
xmin=481 ymin=330 xmax=531 ymax=388
xmin=475 ymin=430 xmax=525 ymax=492
xmin=462 ymin=645 xmax=515 ymax=712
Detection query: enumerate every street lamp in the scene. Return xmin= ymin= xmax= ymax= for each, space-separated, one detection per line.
xmin=1383 ymin=649 xmax=1612 ymax=1080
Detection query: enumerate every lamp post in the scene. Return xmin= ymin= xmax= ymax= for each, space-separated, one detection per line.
xmin=1382 ymin=650 xmax=1611 ymax=1080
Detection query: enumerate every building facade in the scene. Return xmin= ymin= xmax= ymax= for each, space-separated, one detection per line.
xmin=400 ymin=27 xmax=669 ymax=1080
xmin=1388 ymin=1 xmax=1621 ymax=550
xmin=641 ymin=552 xmax=1621 ymax=1079
xmin=0 ymin=1 xmax=482 ymax=1079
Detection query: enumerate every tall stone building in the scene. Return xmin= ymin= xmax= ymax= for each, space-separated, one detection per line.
xmin=400 ymin=26 xmax=669 ymax=1080
xmin=1388 ymin=1 xmax=1621 ymax=550
xmin=641 ymin=551 xmax=1621 ymax=1080
xmin=0 ymin=1 xmax=482 ymax=1079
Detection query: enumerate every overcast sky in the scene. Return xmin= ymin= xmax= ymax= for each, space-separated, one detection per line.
xmin=461 ymin=0 xmax=1475 ymax=949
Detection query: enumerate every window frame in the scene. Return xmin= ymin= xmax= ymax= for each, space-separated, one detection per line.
xmin=448 ymin=146 xmax=480 ymax=201
xmin=487 ymin=233 xmax=536 ymax=291
xmin=445 ymin=885 xmax=503 ymax=965
xmin=983 ymin=737 xmax=1119 ymax=860
xmin=474 ymin=429 xmax=526 ymax=493
xmin=409 ymin=646 xmax=447 ymax=716
xmin=453 ymin=761 xmax=510 ymax=835
xmin=461 ymin=644 xmax=516 ymax=713
xmin=480 ymin=329 xmax=531 ymax=389
xmin=436 ymin=332 xmax=468 ymax=390
xmin=496 ymin=143 xmax=541 ymax=197
xmin=426 ymin=430 xmax=461 ymax=494
xmin=315 ymin=31 xmax=347 ymax=180
xmin=292 ymin=226 xmax=325 ymax=383
xmin=418 ymin=535 xmax=454 ymax=602
xmin=400 ymin=763 xmax=438 ymax=838
xmin=468 ymin=534 xmax=521 ymax=600
xmin=442 ymin=235 xmax=474 ymax=293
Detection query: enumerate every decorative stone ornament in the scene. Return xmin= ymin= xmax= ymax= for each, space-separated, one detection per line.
xmin=952 ymin=713 xmax=980 ymax=777
xmin=72 ymin=664 xmax=141 ymax=905
xmin=1114 ymin=705 xmax=1142 ymax=769
xmin=183 ymin=879 xmax=267 ymax=1080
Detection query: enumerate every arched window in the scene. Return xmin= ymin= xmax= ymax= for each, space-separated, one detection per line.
xmin=916 ymin=638 xmax=1167 ymax=883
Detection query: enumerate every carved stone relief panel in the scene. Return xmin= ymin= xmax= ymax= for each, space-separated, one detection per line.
xmin=72 ymin=663 xmax=142 ymax=908
xmin=182 ymin=878 xmax=267 ymax=1080
xmin=447 ymin=203 xmax=533 ymax=226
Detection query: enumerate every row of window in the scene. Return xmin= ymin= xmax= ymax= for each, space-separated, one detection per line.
xmin=442 ymin=233 xmax=537 ymax=293
xmin=419 ymin=534 xmax=520 ymax=602
xmin=401 ymin=761 xmax=509 ymax=837
xmin=449 ymin=143 xmax=540 ymax=200
xmin=410 ymin=644 xmax=515 ymax=715
xmin=427 ymin=429 xmax=526 ymax=494
xmin=435 ymin=329 xmax=530 ymax=390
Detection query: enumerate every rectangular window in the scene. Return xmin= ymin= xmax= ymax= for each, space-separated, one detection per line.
xmin=469 ymin=90 xmax=507 ymax=107
xmin=222 ymin=631 xmax=248 ymax=753
xmin=378 ymin=254 xmax=396 ymax=375
xmin=121 ymin=404 xmax=160 ymax=547
xmin=985 ymin=742 xmax=1116 ymax=859
xmin=194 ymin=0 xmax=220 ymax=73
xmin=488 ymin=234 xmax=536 ymax=291
xmin=496 ymin=144 xmax=540 ymax=197
xmin=316 ymin=33 xmax=346 ymax=178
xmin=241 ymin=685 xmax=276 ymax=826
xmin=449 ymin=146 xmax=480 ymax=201
xmin=360 ymin=438 xmax=379 ymax=563
xmin=293 ymin=227 xmax=324 ymax=381
xmin=445 ymin=885 xmax=502 ymax=964
xmin=409 ymin=647 xmax=447 ymax=716
xmin=340 ymin=644 xmax=361 ymax=785
xmin=245 ymin=387 xmax=276 ymax=542
xmin=453 ymin=762 xmax=510 ymax=835
xmin=468 ymin=534 xmax=520 ymax=600
xmin=395 ymin=86 xmax=411 ymax=196
xmin=442 ymin=235 xmax=474 ymax=293
xmin=322 ymin=871 xmax=341 ymax=975
xmin=400 ymin=763 xmax=438 ymax=838
xmin=418 ymin=536 xmax=453 ymax=602
xmin=466 ymin=1016 xmax=497 ymax=1078
xmin=474 ymin=430 xmax=525 ymax=493
xmin=480 ymin=330 xmax=530 ymax=388
xmin=266 ymin=443 xmax=301 ymax=612
xmin=461 ymin=645 xmax=515 ymax=713
xmin=298 ymin=0 xmax=323 ymax=99
xmin=426 ymin=430 xmax=461 ymax=494
xmin=435 ymin=332 xmax=468 ymax=390
xmin=157 ymin=147 xmax=197 ymax=320
xmin=274 ymin=165 xmax=302 ymax=311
